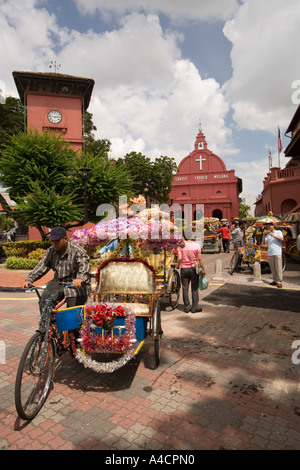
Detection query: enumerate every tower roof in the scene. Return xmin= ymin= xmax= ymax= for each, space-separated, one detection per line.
xmin=12 ymin=71 xmax=95 ymax=111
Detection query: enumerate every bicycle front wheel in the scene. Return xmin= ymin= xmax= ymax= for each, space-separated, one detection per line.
xmin=169 ymin=270 xmax=181 ymax=310
xmin=15 ymin=331 xmax=55 ymax=420
xmin=229 ymin=251 xmax=239 ymax=275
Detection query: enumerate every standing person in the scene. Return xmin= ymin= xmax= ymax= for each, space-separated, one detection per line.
xmin=176 ymin=234 xmax=206 ymax=313
xmin=22 ymin=226 xmax=90 ymax=307
xmin=264 ymin=222 xmax=284 ymax=288
xmin=297 ymin=233 xmax=300 ymax=252
xmin=97 ymin=237 xmax=132 ymax=258
xmin=6 ymin=229 xmax=11 ymax=242
xmin=231 ymin=222 xmax=245 ymax=270
xmin=219 ymin=222 xmax=230 ymax=253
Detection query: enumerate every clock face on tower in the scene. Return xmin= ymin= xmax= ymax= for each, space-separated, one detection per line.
xmin=47 ymin=110 xmax=62 ymax=124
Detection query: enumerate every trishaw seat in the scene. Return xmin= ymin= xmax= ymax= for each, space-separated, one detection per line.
xmin=97 ymin=260 xmax=155 ymax=294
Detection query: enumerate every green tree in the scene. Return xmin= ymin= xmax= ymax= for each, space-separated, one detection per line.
xmin=0 ymin=215 xmax=15 ymax=230
xmin=14 ymin=183 xmax=83 ymax=240
xmin=0 ymin=129 xmax=76 ymax=202
xmin=83 ymin=111 xmax=111 ymax=156
xmin=0 ymin=128 xmax=135 ymax=236
xmin=0 ymin=97 xmax=25 ymax=151
xmin=0 ymin=129 xmax=80 ymax=239
xmin=116 ymin=152 xmax=177 ymax=203
xmin=239 ymin=202 xmax=251 ymax=219
xmin=70 ymin=152 xmax=134 ymax=223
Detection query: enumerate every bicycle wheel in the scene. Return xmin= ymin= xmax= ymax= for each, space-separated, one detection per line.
xmin=15 ymin=331 xmax=55 ymax=420
xmin=229 ymin=251 xmax=239 ymax=275
xmin=152 ymin=300 xmax=162 ymax=367
xmin=169 ymin=270 xmax=181 ymax=310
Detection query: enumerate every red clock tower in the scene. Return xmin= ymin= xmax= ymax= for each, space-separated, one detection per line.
xmin=12 ymin=71 xmax=95 ymax=239
xmin=13 ymin=71 xmax=94 ymax=151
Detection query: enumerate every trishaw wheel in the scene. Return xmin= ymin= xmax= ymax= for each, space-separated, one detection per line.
xmin=169 ymin=270 xmax=180 ymax=310
xmin=15 ymin=332 xmax=55 ymax=421
xmin=152 ymin=300 xmax=162 ymax=367
xmin=282 ymin=252 xmax=287 ymax=272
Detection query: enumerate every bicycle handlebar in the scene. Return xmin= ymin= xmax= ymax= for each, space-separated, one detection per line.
xmin=26 ymin=283 xmax=73 ymax=290
xmin=25 ymin=283 xmax=74 ymax=299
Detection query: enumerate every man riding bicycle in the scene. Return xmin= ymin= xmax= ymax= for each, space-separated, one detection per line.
xmin=22 ymin=226 xmax=90 ymax=307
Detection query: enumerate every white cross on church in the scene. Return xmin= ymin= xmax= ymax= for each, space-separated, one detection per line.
xmin=196 ymin=155 xmax=206 ymax=170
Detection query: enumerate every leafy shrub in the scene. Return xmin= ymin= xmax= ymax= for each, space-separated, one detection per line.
xmin=28 ymin=248 xmax=46 ymax=260
xmin=3 ymin=240 xmax=51 ymax=257
xmin=2 ymin=246 xmax=28 ymax=257
xmin=6 ymin=257 xmax=40 ymax=270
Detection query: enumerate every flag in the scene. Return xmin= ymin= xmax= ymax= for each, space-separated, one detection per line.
xmin=269 ymin=150 xmax=272 ymax=169
xmin=278 ymin=126 xmax=283 ymax=152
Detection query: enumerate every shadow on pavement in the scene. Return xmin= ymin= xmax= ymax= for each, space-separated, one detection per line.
xmin=202 ymin=283 xmax=300 ymax=312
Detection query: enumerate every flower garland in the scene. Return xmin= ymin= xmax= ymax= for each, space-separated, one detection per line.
xmin=75 ymin=304 xmax=137 ymax=373
xmin=95 ymin=257 xmax=157 ymax=284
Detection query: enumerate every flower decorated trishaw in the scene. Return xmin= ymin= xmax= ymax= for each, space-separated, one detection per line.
xmin=70 ymin=201 xmax=184 ymax=372
xmin=201 ymin=218 xmax=221 ymax=253
xmin=283 ymin=212 xmax=300 ymax=262
xmin=238 ymin=213 xmax=289 ymax=272
xmin=14 ymin=199 xmax=185 ymax=420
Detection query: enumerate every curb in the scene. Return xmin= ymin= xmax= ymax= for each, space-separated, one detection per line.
xmin=0 ymin=286 xmax=23 ymax=292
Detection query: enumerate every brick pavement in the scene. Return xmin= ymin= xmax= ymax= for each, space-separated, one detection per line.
xmin=0 ymin=252 xmax=299 ymax=451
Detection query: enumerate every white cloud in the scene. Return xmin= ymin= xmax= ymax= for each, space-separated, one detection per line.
xmin=53 ymin=12 xmax=235 ymax=162
xmin=223 ymin=0 xmax=300 ymax=132
xmin=0 ymin=0 xmax=67 ymax=95
xmin=0 ymin=2 xmax=235 ymax=163
xmin=73 ymin=0 xmax=239 ymax=22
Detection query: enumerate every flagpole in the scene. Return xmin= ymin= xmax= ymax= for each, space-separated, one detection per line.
xmin=278 ymin=126 xmax=282 ymax=168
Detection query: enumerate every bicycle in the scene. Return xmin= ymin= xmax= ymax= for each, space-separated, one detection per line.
xmin=228 ymin=245 xmax=242 ymax=275
xmin=15 ymin=284 xmax=82 ymax=421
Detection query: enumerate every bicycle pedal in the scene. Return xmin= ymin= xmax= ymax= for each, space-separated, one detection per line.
xmin=56 ymin=345 xmax=64 ymax=356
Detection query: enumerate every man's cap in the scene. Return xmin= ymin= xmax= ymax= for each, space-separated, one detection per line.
xmin=49 ymin=226 xmax=67 ymax=240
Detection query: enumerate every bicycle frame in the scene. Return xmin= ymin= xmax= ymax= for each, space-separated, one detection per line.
xmin=26 ymin=285 xmax=77 ymax=359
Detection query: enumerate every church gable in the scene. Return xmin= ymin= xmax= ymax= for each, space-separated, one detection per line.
xmin=178 ymin=132 xmax=227 ymax=175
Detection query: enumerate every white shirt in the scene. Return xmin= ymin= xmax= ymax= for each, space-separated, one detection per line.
xmin=265 ymin=230 xmax=283 ymax=256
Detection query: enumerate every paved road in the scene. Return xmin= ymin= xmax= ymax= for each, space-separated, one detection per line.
xmin=0 ymin=252 xmax=299 ymax=451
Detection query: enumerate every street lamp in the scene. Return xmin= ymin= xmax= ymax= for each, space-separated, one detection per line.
xmin=79 ymin=167 xmax=91 ymax=224
xmin=144 ymin=187 xmax=149 ymax=208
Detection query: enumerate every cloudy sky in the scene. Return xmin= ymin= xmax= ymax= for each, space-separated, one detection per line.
xmin=1 ymin=0 xmax=300 ymax=213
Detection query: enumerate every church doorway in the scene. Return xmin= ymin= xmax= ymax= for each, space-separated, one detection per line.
xmin=212 ymin=209 xmax=222 ymax=220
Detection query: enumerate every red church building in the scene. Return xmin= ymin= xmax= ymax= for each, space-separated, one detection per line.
xmin=169 ymin=129 xmax=242 ymax=222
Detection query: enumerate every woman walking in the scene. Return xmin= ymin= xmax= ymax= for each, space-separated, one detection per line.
xmin=176 ymin=234 xmax=206 ymax=313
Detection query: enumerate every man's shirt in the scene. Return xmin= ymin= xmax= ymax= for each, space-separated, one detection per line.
xmin=26 ymin=241 xmax=90 ymax=298
xmin=265 ymin=230 xmax=283 ymax=256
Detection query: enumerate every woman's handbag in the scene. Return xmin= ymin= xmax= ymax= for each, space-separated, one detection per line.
xmin=186 ymin=247 xmax=204 ymax=276
xmin=198 ymin=276 xmax=209 ymax=290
